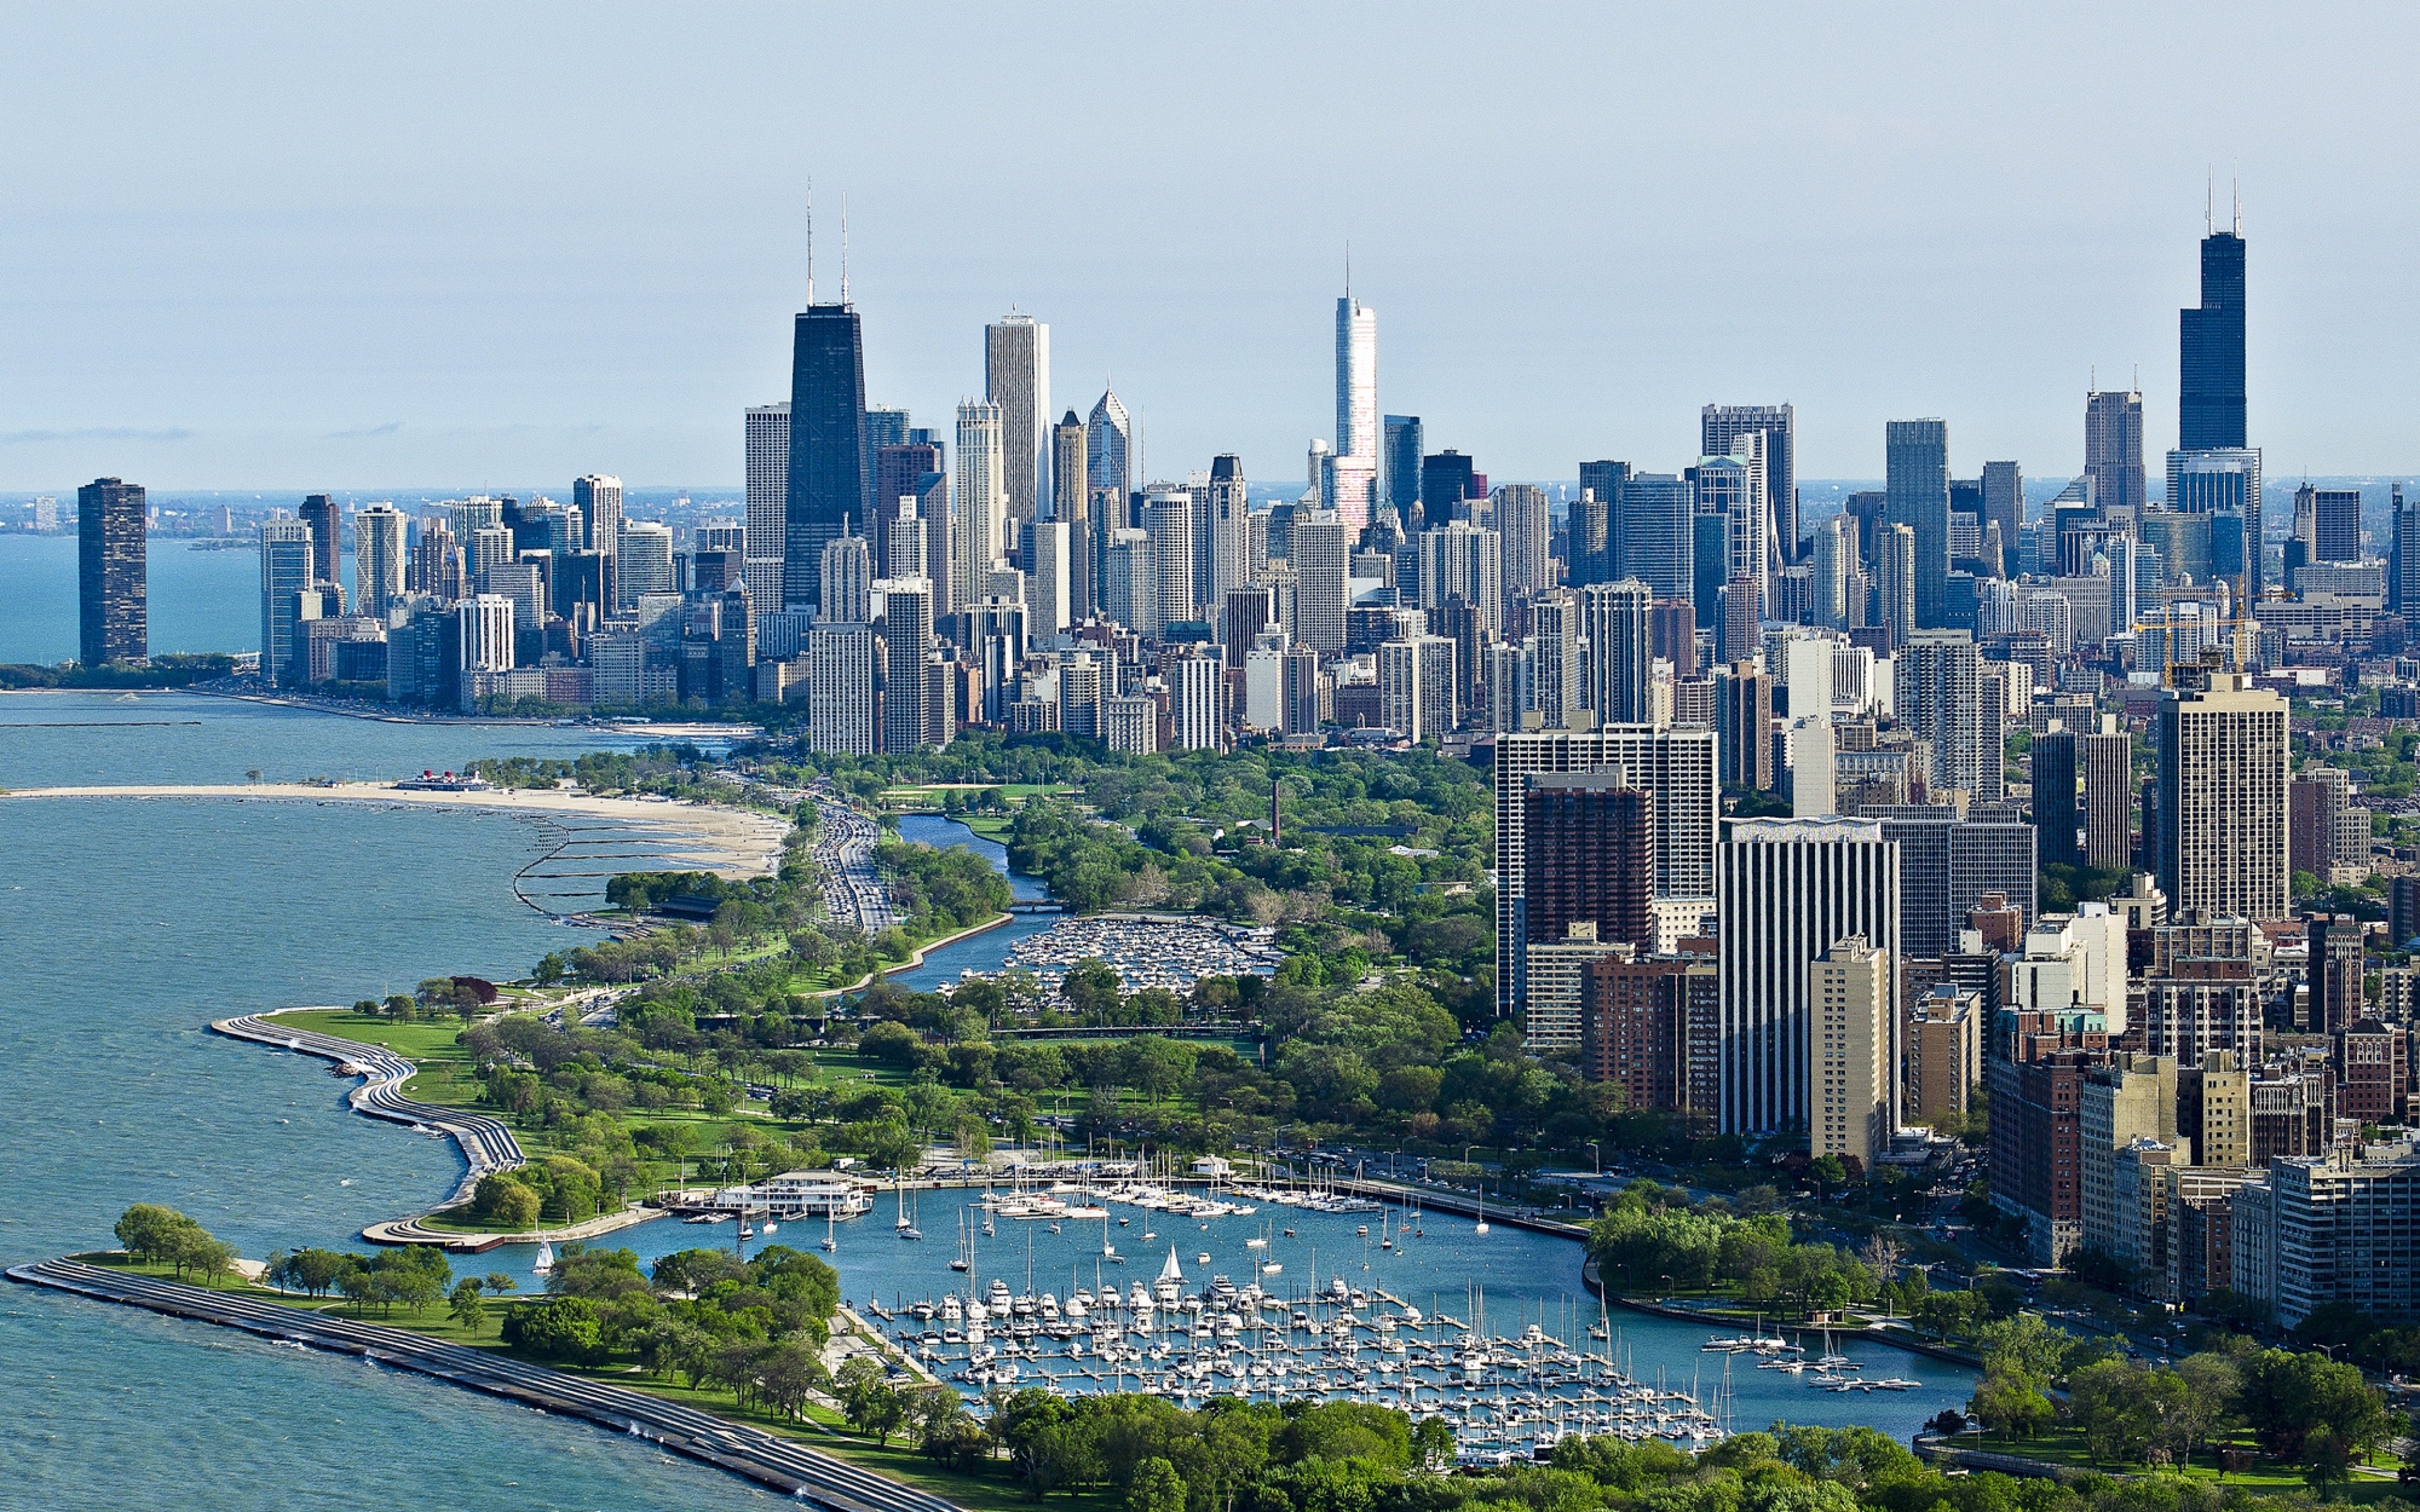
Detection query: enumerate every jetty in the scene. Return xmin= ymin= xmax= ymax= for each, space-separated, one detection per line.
xmin=7 ymin=1258 xmax=962 ymax=1512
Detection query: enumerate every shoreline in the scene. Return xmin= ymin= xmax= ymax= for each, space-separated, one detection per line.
xmin=1 ymin=781 xmax=792 ymax=879
xmin=812 ymin=911 xmax=1015 ymax=999
xmin=6 ymin=1258 xmax=963 ymax=1512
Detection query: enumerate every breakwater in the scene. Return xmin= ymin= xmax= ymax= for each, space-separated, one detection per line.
xmin=6 ymin=1257 xmax=963 ymax=1512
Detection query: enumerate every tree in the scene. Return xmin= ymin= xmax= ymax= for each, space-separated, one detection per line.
xmin=837 ymin=1354 xmax=902 ymax=1443
xmin=1124 ymin=1456 xmax=1185 ymax=1512
xmin=449 ymin=1278 xmax=489 ymax=1333
xmin=1410 ymin=1416 xmax=1457 ymax=1472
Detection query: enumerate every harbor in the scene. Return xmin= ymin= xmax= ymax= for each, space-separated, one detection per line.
xmin=989 ymin=913 xmax=1284 ymax=997
xmin=649 ymin=1170 xmax=1976 ymax=1462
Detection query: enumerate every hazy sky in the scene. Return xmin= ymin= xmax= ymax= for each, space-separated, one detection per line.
xmin=5 ymin=4 xmax=2415 ymax=495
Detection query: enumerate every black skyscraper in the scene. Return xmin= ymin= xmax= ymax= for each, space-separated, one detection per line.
xmin=78 ymin=476 xmax=146 ymax=666
xmin=2180 ymin=227 xmax=2247 ymax=451
xmin=783 ymin=303 xmax=873 ymax=612
xmin=1418 ymin=451 xmax=1477 ymax=533
xmin=299 ymin=493 xmax=341 ymax=589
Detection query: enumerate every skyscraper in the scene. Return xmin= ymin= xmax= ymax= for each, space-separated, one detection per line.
xmin=1143 ymin=488 xmax=1196 ymax=638
xmin=1383 ymin=415 xmax=1422 ymax=523
xmin=2157 ymin=672 xmax=2288 ymax=920
xmin=1717 ymin=816 xmax=1901 ymax=1138
xmin=1494 ymin=727 xmax=1720 ymax=1019
xmin=1418 ymin=452 xmax=1476 ymax=534
xmin=2294 ymin=484 xmax=2361 ymax=564
xmin=1809 ymin=937 xmax=1892 ymax=1167
xmin=1702 ymin=404 xmax=1796 ymax=563
xmin=1615 ymin=472 xmax=1691 ymax=609
xmin=742 ymin=409 xmax=788 ymax=613
xmin=2034 ymin=726 xmax=2082 ymax=869
xmin=1417 ymin=522 xmax=1503 ymax=639
xmin=1206 ymin=455 xmax=1250 ymax=610
xmin=2180 ymin=214 xmax=2247 ymax=452
xmin=299 ymin=493 xmax=341 ymax=590
xmin=77 ymin=477 xmax=146 ymax=666
xmin=2085 ymin=715 xmax=2133 ymax=870
xmin=259 ymin=518 xmax=314 ymax=688
xmin=1291 ymin=508 xmax=1348 ymax=654
xmin=573 ymin=474 xmax=623 ymax=558
xmin=819 ymin=530 xmax=873 ymax=626
xmin=1086 ymin=387 xmax=1132 ymax=528
xmin=1981 ymin=461 xmax=2024 ymax=578
xmin=353 ymin=502 xmax=406 ymax=617
xmin=1521 ymin=771 xmax=1656 ymax=958
xmin=1884 ymin=419 xmax=1949 ymax=628
xmin=1495 ymin=484 xmax=1551 ymax=596
xmin=1582 ymin=579 xmax=1654 ymax=725
xmin=1897 ymin=629 xmax=2002 ymax=801
xmin=954 ymin=401 xmax=1006 ymax=615
xmin=1686 ymin=451 xmax=1767 ymax=609
xmin=2084 ymin=389 xmax=2146 ymax=517
xmin=1051 ymin=411 xmax=1090 ymax=619
xmin=783 ymin=302 xmax=873 ymax=613
xmin=985 ymin=314 xmax=1050 ymax=526
xmin=1335 ymin=288 xmax=1376 ymax=466
xmin=1877 ymin=522 xmax=1917 ymax=650
xmin=2167 ymin=447 xmax=2263 ymax=595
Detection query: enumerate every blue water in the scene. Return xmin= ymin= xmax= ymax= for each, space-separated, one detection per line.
xmin=0 ymin=702 xmax=1971 ymax=1509
xmin=0 ymin=532 xmax=350 ymax=663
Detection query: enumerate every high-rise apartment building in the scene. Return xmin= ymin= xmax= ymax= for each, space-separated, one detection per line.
xmin=1291 ymin=508 xmax=1348 ymax=654
xmin=1718 ymin=818 xmax=1901 ymax=1138
xmin=1686 ymin=451 xmax=1767 ymax=610
xmin=1897 ymin=630 xmax=2002 ymax=801
xmin=1583 ymin=580 xmax=1654 ymax=726
xmin=1494 ymin=728 xmax=1719 ymax=1019
xmin=1495 ymin=484 xmax=1552 ymax=597
xmin=1877 ymin=523 xmax=1917 ymax=650
xmin=77 ymin=477 xmax=146 ymax=665
xmin=408 ymin=518 xmax=462 ymax=601
xmin=984 ymin=314 xmax=1049 ymax=527
xmin=2085 ymin=715 xmax=2133 ymax=869
xmin=1417 ymin=452 xmax=1476 ymax=534
xmin=1810 ymin=937 xmax=1891 ymax=1166
xmin=299 ymin=493 xmax=342 ymax=590
xmin=2084 ymin=389 xmax=2146 ymax=517
xmin=1416 ymin=522 xmax=1502 ymax=639
xmin=1615 ymin=472 xmax=1692 ymax=607
xmin=1718 ymin=662 xmax=1775 ymax=792
xmin=1377 ymin=634 xmax=1457 ymax=742
xmin=741 ymin=408 xmax=788 ymax=612
xmin=2180 ymin=219 xmax=2247 ymax=452
xmin=2035 ymin=726 xmax=2080 ymax=869
xmin=1331 ymin=289 xmax=1377 ymax=530
xmin=1530 ymin=590 xmax=1581 ymax=731
xmin=2157 ymin=672 xmax=2289 ymax=920
xmin=616 ymin=522 xmax=674 ymax=606
xmin=1027 ymin=520 xmax=1071 ymax=638
xmin=1143 ymin=490 xmax=1196 ymax=638
xmin=1205 ymin=455 xmax=1250 ymax=610
xmin=1702 ymin=404 xmax=1796 ymax=563
xmin=1521 ymin=771 xmax=1654 ymax=958
xmin=1172 ymin=654 xmax=1224 ymax=751
xmin=2294 ymin=484 xmax=2361 ymax=564
xmin=954 ymin=401 xmax=1006 ymax=615
xmin=806 ymin=621 xmax=878 ymax=754
xmin=258 ymin=518 xmax=314 ymax=688
xmin=783 ymin=302 xmax=873 ymax=613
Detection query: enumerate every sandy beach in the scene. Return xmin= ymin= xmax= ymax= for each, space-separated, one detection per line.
xmin=0 ymin=782 xmax=793 ymax=878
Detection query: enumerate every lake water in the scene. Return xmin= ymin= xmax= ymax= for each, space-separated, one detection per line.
xmin=0 ymin=699 xmax=1971 ymax=1509
xmin=0 ymin=532 xmax=351 ymax=664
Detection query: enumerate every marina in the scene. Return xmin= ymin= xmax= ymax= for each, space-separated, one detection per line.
xmin=644 ymin=1173 xmax=1979 ymax=1462
xmin=989 ymin=912 xmax=1284 ymax=997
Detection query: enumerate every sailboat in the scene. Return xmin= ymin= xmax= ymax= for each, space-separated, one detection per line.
xmin=951 ymin=1211 xmax=972 ymax=1271
xmin=532 ymin=1237 xmax=555 ymax=1276
xmin=822 ymin=1205 xmax=838 ymax=1253
xmin=1102 ymin=1211 xmax=1117 ymax=1260
xmin=1473 ymin=1188 xmax=1489 ymax=1236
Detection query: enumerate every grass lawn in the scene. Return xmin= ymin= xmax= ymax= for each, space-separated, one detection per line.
xmin=1956 ymin=1425 xmax=2405 ymax=1498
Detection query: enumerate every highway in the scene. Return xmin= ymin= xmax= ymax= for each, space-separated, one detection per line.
xmin=8 ymin=1258 xmax=964 ymax=1512
xmin=212 ymin=1012 xmax=524 ymax=1206
xmin=810 ymin=792 xmax=895 ymax=936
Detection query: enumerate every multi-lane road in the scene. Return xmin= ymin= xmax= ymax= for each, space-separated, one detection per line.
xmin=8 ymin=1258 xmax=963 ymax=1512
xmin=810 ymin=793 xmax=894 ymax=936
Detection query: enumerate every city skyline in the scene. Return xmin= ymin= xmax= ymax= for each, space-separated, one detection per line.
xmin=8 ymin=9 xmax=2420 ymax=490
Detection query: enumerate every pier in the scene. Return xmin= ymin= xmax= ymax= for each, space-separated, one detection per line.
xmin=6 ymin=1258 xmax=964 ymax=1512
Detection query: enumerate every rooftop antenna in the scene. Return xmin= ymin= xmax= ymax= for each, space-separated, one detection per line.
xmin=1345 ymin=240 xmax=1352 ymax=299
xmin=2232 ymin=173 xmax=2241 ymax=236
xmin=2205 ymin=168 xmax=2214 ymax=237
xmin=805 ymin=178 xmax=815 ymax=306
xmin=841 ymin=192 xmax=850 ymax=307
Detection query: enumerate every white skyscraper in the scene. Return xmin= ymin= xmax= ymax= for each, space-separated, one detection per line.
xmin=807 ymin=621 xmax=878 ymax=755
xmin=1144 ymin=490 xmax=1196 ymax=638
xmin=1291 ymin=508 xmax=1348 ymax=655
xmin=819 ymin=530 xmax=872 ymax=626
xmin=1582 ymin=579 xmax=1654 ymax=725
xmin=457 ymin=593 xmax=517 ymax=675
xmin=352 ymin=503 xmax=406 ymax=618
xmin=1330 ymin=287 xmax=1378 ymax=533
xmin=1718 ymin=816 xmax=1901 ymax=1140
xmin=954 ymin=401 xmax=1006 ymax=616
xmin=985 ymin=314 xmax=1050 ymax=525
xmin=1417 ymin=522 xmax=1504 ymax=638
xmin=1172 ymin=655 xmax=1224 ymax=751
xmin=742 ymin=408 xmax=788 ymax=610
xmin=616 ymin=522 xmax=674 ymax=607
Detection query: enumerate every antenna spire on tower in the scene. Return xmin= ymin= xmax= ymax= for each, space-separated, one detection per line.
xmin=841 ymin=193 xmax=850 ymax=307
xmin=2205 ymin=168 xmax=2214 ymax=238
xmin=805 ymin=178 xmax=815 ymax=306
xmin=1345 ymin=241 xmax=1352 ymax=299
xmin=2232 ymin=174 xmax=2241 ymax=236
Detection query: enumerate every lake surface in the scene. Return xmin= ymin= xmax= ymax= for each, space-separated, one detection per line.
xmin=0 ymin=532 xmax=350 ymax=663
xmin=0 ymin=700 xmax=1971 ymax=1509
